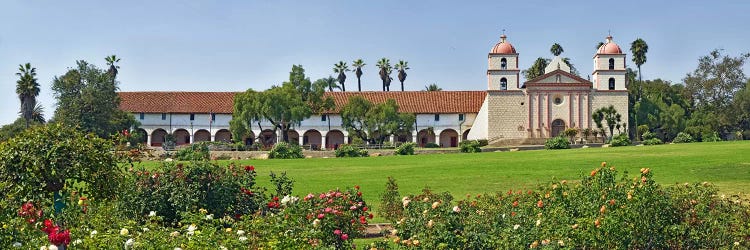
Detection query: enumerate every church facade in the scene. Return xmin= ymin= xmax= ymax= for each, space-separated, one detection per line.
xmin=467 ymin=34 xmax=629 ymax=141
xmin=119 ymin=34 xmax=628 ymax=148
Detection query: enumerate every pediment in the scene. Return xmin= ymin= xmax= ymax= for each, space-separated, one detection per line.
xmin=525 ymin=70 xmax=592 ymax=86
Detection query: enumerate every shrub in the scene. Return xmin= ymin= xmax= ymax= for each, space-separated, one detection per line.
xmin=379 ymin=177 xmax=402 ymax=222
xmin=268 ymin=142 xmax=303 ymax=159
xmin=459 ymin=140 xmax=482 ymax=153
xmin=119 ymin=161 xmax=264 ymax=224
xmin=636 ymin=124 xmax=649 ymax=141
xmin=564 ymin=128 xmax=579 ymax=143
xmin=335 ymin=144 xmax=369 ymax=157
xmin=391 ymin=164 xmax=750 ymax=249
xmin=701 ymin=131 xmax=721 ymax=142
xmin=175 ymin=143 xmax=210 ymax=161
xmin=610 ymin=133 xmax=631 ymax=147
xmin=544 ymin=136 xmax=570 ymax=149
xmin=642 ymin=131 xmax=658 ymax=140
xmin=642 ymin=138 xmax=664 ymax=145
xmin=395 ymin=142 xmax=416 ymax=155
xmin=0 ymin=123 xmax=121 ymax=209
xmin=424 ymin=142 xmax=440 ymax=148
xmin=673 ymin=132 xmax=694 ymax=143
xmin=477 ymin=139 xmax=489 ymax=147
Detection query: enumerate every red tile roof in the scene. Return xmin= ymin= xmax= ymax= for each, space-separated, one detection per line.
xmin=323 ymin=91 xmax=486 ymax=114
xmin=118 ymin=91 xmax=487 ymax=114
xmin=118 ymin=92 xmax=236 ymax=114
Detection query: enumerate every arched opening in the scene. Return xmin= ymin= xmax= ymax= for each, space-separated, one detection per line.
xmin=462 ymin=129 xmax=471 ymax=140
xmin=150 ymin=129 xmax=167 ymax=147
xmin=417 ymin=129 xmax=435 ymax=147
xmin=134 ymin=128 xmax=148 ymax=144
xmin=303 ymin=130 xmax=322 ymax=150
xmin=551 ymin=119 xmax=566 ymax=137
xmin=608 ymin=78 xmax=615 ymax=90
xmin=395 ymin=129 xmax=413 ymax=143
xmin=500 ymin=58 xmax=507 ymax=69
xmin=194 ymin=129 xmax=211 ymax=143
xmin=287 ymin=130 xmax=300 ymax=145
xmin=174 ymin=129 xmax=190 ymax=145
xmin=439 ymin=129 xmax=459 ymax=147
xmin=608 ymin=58 xmax=615 ymax=70
xmin=242 ymin=131 xmax=256 ymax=146
xmin=500 ymin=77 xmax=508 ymax=90
xmin=215 ymin=129 xmax=231 ymax=143
xmin=325 ymin=130 xmax=345 ymax=150
xmin=260 ymin=130 xmax=277 ymax=147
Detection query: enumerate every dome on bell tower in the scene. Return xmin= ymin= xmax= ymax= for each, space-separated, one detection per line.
xmin=490 ymin=34 xmax=517 ymax=54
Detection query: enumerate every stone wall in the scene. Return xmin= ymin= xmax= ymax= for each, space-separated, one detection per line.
xmin=486 ymin=91 xmax=528 ymax=139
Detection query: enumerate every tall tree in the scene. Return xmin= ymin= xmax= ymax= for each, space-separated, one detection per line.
xmin=105 ymin=55 xmax=121 ymax=79
xmin=15 ymin=63 xmax=41 ymax=128
xmin=333 ymin=61 xmax=349 ymax=92
xmin=550 ymin=43 xmax=564 ymax=56
xmin=561 ymin=58 xmax=580 ymax=76
xmin=51 ymin=60 xmax=137 ymax=138
xmin=394 ymin=60 xmax=410 ymax=91
xmin=424 ymin=83 xmax=442 ymax=91
xmin=341 ymin=96 xmax=415 ymax=144
xmin=522 ymin=58 xmax=550 ymax=80
xmin=231 ymin=65 xmax=334 ymax=143
xmin=376 ymin=58 xmax=391 ymax=91
xmin=630 ymin=39 xmax=649 ymax=82
xmin=321 ymin=76 xmax=339 ymax=92
xmin=352 ymin=59 xmax=366 ymax=92
xmin=684 ymin=50 xmax=750 ymax=136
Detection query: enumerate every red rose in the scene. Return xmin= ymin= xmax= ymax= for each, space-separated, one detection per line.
xmin=245 ymin=165 xmax=255 ymax=172
xmin=354 ymin=185 xmax=360 ymax=190
xmin=362 ymin=207 xmax=368 ymax=212
xmin=341 ymin=233 xmax=349 ymax=240
xmin=512 ymin=201 xmax=519 ymax=207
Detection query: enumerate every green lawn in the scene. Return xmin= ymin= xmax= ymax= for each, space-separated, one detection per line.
xmin=136 ymin=141 xmax=750 ymax=215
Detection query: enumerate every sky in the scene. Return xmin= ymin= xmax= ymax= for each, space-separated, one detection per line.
xmin=2 ymin=0 xmax=749 ymax=125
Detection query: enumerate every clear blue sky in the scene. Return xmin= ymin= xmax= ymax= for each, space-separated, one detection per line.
xmin=2 ymin=0 xmax=749 ymax=125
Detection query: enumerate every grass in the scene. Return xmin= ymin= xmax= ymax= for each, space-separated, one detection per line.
xmin=135 ymin=141 xmax=750 ymax=217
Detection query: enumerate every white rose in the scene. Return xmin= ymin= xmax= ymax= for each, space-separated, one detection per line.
xmin=90 ymin=230 xmax=98 ymax=238
xmin=120 ymin=228 xmax=129 ymax=236
xmin=513 ymin=224 xmax=520 ymax=230
xmin=452 ymin=206 xmax=461 ymax=213
xmin=72 ymin=239 xmax=83 ymax=245
xmin=237 ymin=230 xmax=246 ymax=236
xmin=205 ymin=214 xmax=214 ymax=220
xmin=48 ymin=245 xmax=58 ymax=250
xmin=239 ymin=236 xmax=248 ymax=242
xmin=148 ymin=211 xmax=156 ymax=217
xmin=12 ymin=242 xmax=21 ymax=248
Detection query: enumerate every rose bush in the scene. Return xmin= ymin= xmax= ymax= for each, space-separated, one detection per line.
xmin=391 ymin=163 xmax=750 ymax=249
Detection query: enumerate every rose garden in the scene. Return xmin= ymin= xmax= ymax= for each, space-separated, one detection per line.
xmin=1 ymin=122 xmax=749 ymax=249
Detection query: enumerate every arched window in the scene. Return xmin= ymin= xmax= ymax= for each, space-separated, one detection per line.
xmin=500 ymin=78 xmax=508 ymax=90
xmin=608 ymin=78 xmax=615 ymax=90
xmin=608 ymin=58 xmax=615 ymax=70
xmin=500 ymin=58 xmax=507 ymax=69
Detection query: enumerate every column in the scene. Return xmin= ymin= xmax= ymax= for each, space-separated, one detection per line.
xmin=537 ymin=94 xmax=543 ymax=137
xmin=344 ymin=135 xmax=349 ymax=145
xmin=528 ymin=93 xmax=533 ymax=136
xmin=190 ymin=134 xmax=195 ymax=145
xmin=321 ymin=135 xmax=327 ymax=150
xmin=389 ymin=135 xmax=395 ymax=144
xmin=412 ymin=132 xmax=418 ymax=143
xmin=569 ymin=92 xmax=574 ymax=128
xmin=435 ymin=134 xmax=440 ymax=147
xmin=296 ymin=136 xmax=302 ymax=146
xmin=146 ymin=131 xmax=152 ymax=147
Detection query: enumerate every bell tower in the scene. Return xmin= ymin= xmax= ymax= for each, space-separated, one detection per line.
xmin=592 ymin=35 xmax=627 ymax=90
xmin=487 ymin=34 xmax=520 ymax=90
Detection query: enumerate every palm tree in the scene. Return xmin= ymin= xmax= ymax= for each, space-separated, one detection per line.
xmin=424 ymin=83 xmax=442 ymax=91
xmin=31 ymin=103 xmax=46 ymax=124
xmin=376 ymin=58 xmax=391 ymax=91
xmin=630 ymin=38 xmax=648 ymax=82
xmin=15 ymin=63 xmax=40 ymax=128
xmin=385 ymin=68 xmax=393 ymax=91
xmin=105 ymin=55 xmax=121 ymax=79
xmin=394 ymin=60 xmax=410 ymax=91
xmin=323 ymin=76 xmax=339 ymax=92
xmin=352 ymin=59 xmax=366 ymax=92
xmin=333 ymin=61 xmax=349 ymax=92
xmin=550 ymin=43 xmax=564 ymax=56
